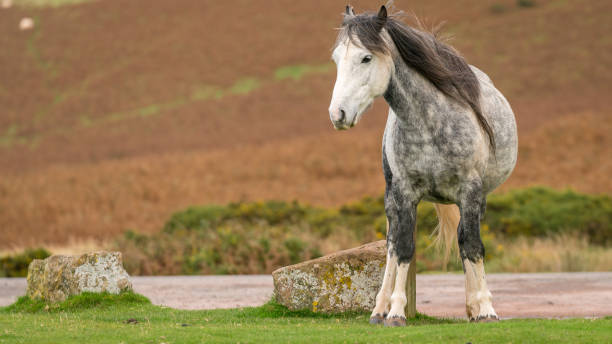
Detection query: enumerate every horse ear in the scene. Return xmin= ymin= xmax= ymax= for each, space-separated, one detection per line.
xmin=345 ymin=5 xmax=355 ymax=16
xmin=376 ymin=5 xmax=388 ymax=29
xmin=343 ymin=5 xmax=355 ymax=24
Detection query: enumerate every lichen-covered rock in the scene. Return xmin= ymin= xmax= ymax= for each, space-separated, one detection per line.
xmin=26 ymin=251 xmax=132 ymax=302
xmin=272 ymin=240 xmax=386 ymax=313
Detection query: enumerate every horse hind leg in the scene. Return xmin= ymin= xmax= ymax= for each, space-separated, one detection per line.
xmin=458 ymin=186 xmax=498 ymax=322
xmin=463 ymin=258 xmax=497 ymax=322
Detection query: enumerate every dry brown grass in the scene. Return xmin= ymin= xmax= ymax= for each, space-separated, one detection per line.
xmin=0 ymin=237 xmax=106 ymax=257
xmin=505 ymin=110 xmax=612 ymax=193
xmin=0 ymin=127 xmax=384 ymax=248
xmin=2 ymin=110 xmax=610 ymax=249
xmin=488 ymin=234 xmax=612 ymax=273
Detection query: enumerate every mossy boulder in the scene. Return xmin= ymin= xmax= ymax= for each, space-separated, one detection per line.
xmin=26 ymin=251 xmax=132 ymax=303
xmin=272 ymin=241 xmax=386 ymax=313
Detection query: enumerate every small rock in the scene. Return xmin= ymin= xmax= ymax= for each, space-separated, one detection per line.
xmin=26 ymin=251 xmax=132 ymax=303
xmin=272 ymin=241 xmax=386 ymax=313
xmin=125 ymin=318 xmax=138 ymax=324
xmin=19 ymin=18 xmax=35 ymax=31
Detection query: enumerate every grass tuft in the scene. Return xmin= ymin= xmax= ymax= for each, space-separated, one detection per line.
xmin=3 ymin=295 xmax=47 ymax=313
xmin=2 ymin=291 xmax=150 ymax=314
xmin=60 ymin=291 xmax=151 ymax=311
xmin=211 ymin=299 xmax=458 ymax=325
xmin=245 ymin=299 xmax=370 ymax=319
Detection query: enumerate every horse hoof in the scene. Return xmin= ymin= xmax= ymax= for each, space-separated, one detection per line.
xmin=472 ymin=314 xmax=499 ymax=323
xmin=384 ymin=316 xmax=407 ymax=327
xmin=369 ymin=314 xmax=385 ymax=325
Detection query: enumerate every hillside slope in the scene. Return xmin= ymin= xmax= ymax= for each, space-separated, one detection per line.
xmin=0 ymin=0 xmax=610 ymax=248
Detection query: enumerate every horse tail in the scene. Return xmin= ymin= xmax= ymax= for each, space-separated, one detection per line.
xmin=432 ymin=203 xmax=460 ymax=270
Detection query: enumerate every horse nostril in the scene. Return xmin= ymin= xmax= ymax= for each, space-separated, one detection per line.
xmin=339 ymin=109 xmax=346 ymax=122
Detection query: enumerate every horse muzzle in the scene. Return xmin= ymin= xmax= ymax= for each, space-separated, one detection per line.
xmin=329 ymin=107 xmax=354 ymax=130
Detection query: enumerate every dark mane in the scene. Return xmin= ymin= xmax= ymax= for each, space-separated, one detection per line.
xmin=338 ymin=10 xmax=496 ymax=152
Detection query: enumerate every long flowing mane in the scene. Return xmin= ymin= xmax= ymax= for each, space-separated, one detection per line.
xmin=338 ymin=10 xmax=496 ymax=152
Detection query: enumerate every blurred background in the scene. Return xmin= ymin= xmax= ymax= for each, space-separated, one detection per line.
xmin=1 ymin=0 xmax=610 ymax=276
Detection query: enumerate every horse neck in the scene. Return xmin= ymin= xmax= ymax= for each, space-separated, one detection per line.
xmin=383 ymin=56 xmax=446 ymax=131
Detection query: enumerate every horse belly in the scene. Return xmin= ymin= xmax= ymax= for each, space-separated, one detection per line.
xmin=385 ymin=111 xmax=481 ymax=203
xmin=480 ymin=82 xmax=518 ymax=194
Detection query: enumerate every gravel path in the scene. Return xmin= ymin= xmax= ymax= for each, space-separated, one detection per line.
xmin=2 ymin=272 xmax=610 ymax=318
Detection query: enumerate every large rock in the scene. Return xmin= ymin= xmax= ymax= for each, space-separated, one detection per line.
xmin=26 ymin=251 xmax=132 ymax=302
xmin=273 ymin=240 xmax=386 ymax=313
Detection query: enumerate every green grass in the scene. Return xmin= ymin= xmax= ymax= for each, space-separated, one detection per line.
xmin=1 ymin=292 xmax=610 ymax=343
xmin=13 ymin=0 xmax=93 ymax=8
xmin=3 ymin=292 xmax=150 ymax=313
xmin=229 ymin=77 xmax=261 ymax=95
xmin=190 ymin=85 xmax=224 ymax=101
xmin=274 ymin=63 xmax=333 ymax=81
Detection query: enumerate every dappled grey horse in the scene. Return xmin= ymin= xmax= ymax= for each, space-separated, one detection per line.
xmin=328 ymin=5 xmax=517 ymax=326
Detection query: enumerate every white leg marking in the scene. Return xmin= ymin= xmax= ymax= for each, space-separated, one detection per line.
xmin=464 ymin=259 xmax=498 ymax=321
xmin=387 ymin=261 xmax=410 ymax=320
xmin=371 ymin=244 xmax=397 ymax=318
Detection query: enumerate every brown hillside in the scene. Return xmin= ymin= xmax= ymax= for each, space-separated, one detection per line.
xmin=1 ymin=0 xmax=611 ymax=248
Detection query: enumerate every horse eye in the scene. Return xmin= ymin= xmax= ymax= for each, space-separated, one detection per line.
xmin=361 ymin=55 xmax=372 ymax=63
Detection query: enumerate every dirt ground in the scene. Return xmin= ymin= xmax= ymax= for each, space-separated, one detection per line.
xmin=1 ymin=0 xmax=611 ymax=249
xmin=2 ymin=273 xmax=611 ymax=318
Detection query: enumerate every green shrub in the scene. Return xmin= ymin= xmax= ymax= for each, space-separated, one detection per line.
xmin=163 ymin=205 xmax=229 ymax=233
xmin=485 ymin=187 xmax=612 ymax=244
xmin=0 ymin=248 xmax=50 ymax=277
xmin=517 ymin=0 xmax=536 ymax=8
xmin=284 ymin=237 xmax=306 ymax=264
xmin=114 ymin=187 xmax=611 ymax=275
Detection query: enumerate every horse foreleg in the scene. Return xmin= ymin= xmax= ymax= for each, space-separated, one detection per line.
xmin=385 ymin=261 xmax=411 ymax=326
xmin=383 ymin=198 xmax=416 ymax=327
xmin=370 ymin=228 xmax=397 ymax=324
